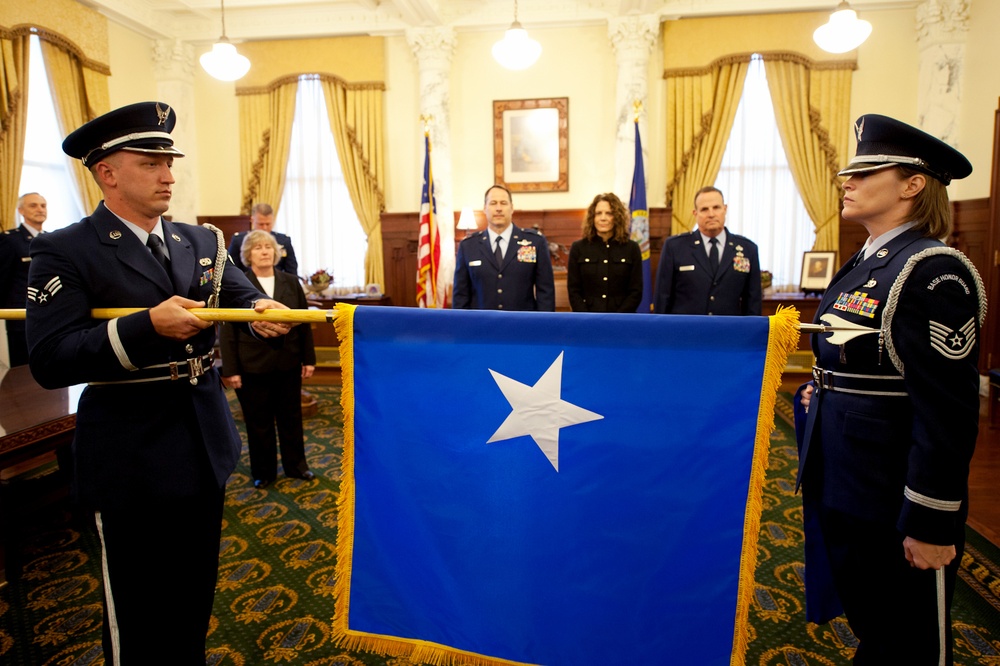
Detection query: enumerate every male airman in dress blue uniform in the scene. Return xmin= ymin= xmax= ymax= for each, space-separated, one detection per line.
xmin=453 ymin=184 xmax=555 ymax=311
xmin=654 ymin=186 xmax=761 ymax=316
xmin=26 ymin=101 xmax=291 ymax=665
xmin=0 ymin=192 xmax=47 ymax=366
xmin=226 ymin=202 xmax=299 ymax=275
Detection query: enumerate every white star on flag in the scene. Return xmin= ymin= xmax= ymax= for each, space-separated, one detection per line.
xmin=487 ymin=352 xmax=603 ymax=472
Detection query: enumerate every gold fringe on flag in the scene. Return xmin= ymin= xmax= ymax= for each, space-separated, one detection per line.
xmin=730 ymin=306 xmax=801 ymax=665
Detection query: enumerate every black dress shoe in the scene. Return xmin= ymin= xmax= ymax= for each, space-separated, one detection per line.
xmin=253 ymin=479 xmax=271 ymax=489
xmin=289 ymin=470 xmax=315 ymax=481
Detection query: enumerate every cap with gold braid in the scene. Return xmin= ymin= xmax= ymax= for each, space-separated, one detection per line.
xmin=62 ymin=101 xmax=185 ymax=167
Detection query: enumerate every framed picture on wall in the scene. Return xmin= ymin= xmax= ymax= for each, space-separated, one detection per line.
xmin=800 ymin=251 xmax=837 ymax=293
xmin=493 ymin=98 xmax=569 ymax=192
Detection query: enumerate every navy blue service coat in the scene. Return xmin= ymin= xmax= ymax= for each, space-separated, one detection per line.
xmin=797 ymin=229 xmax=982 ymax=624
xmin=453 ymin=225 xmax=555 ymax=311
xmin=26 ymin=202 xmax=266 ymax=510
xmin=653 ymin=229 xmax=761 ymax=315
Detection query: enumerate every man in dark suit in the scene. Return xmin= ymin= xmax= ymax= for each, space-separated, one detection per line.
xmin=453 ymin=184 xmax=555 ymax=311
xmin=653 ymin=186 xmax=761 ymax=316
xmin=227 ymin=202 xmax=299 ymax=275
xmin=26 ymin=101 xmax=290 ymax=664
xmin=0 ymin=192 xmax=47 ymax=366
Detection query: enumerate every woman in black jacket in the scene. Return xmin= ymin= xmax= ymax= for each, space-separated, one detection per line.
xmin=220 ymin=229 xmax=317 ymax=488
xmin=567 ymin=192 xmax=643 ymax=312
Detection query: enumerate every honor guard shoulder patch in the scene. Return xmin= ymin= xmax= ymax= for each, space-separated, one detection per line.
xmin=27 ymin=276 xmax=63 ymax=306
xmin=929 ymin=317 xmax=975 ymax=360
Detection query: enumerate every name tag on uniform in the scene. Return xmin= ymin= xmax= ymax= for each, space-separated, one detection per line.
xmin=21 ymin=257 xmax=31 ymax=262
xmin=469 ymin=260 xmax=482 ymax=267
xmin=679 ymin=265 xmax=695 ymax=272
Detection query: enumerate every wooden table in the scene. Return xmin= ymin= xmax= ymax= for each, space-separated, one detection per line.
xmin=305 ymin=294 xmax=392 ymax=366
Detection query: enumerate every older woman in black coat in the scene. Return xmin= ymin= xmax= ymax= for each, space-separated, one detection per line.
xmin=220 ymin=229 xmax=316 ymax=488
xmin=567 ymin=192 xmax=643 ymax=312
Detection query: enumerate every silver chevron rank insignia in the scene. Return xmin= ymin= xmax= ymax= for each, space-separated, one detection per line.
xmin=929 ymin=317 xmax=975 ymax=360
xmin=27 ymin=276 xmax=63 ymax=306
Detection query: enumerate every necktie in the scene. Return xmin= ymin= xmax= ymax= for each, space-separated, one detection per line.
xmin=495 ymin=236 xmax=504 ymax=266
xmin=147 ymin=233 xmax=170 ymax=272
xmin=708 ymin=237 xmax=720 ymax=273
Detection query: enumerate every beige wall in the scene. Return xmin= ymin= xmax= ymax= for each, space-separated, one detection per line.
xmin=95 ymin=7 xmax=998 ymax=218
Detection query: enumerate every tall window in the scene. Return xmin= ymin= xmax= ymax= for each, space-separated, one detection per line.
xmin=275 ymin=75 xmax=368 ymax=293
xmin=714 ymin=55 xmax=816 ymax=291
xmin=17 ymin=35 xmax=85 ymax=231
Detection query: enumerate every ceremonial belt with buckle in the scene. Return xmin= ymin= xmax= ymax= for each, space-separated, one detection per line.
xmin=812 ymin=366 xmax=908 ymax=397
xmin=89 ymin=354 xmax=215 ymax=386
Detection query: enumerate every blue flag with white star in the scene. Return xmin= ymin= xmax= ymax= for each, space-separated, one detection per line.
xmin=332 ymin=305 xmax=798 ymax=666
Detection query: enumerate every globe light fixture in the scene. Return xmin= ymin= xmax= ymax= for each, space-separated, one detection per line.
xmin=492 ymin=0 xmax=541 ymax=71
xmin=813 ymin=1 xmax=873 ymax=54
xmin=200 ymin=0 xmax=251 ymax=82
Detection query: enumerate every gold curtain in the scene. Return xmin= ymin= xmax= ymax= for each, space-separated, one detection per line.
xmin=39 ymin=36 xmax=109 ymax=213
xmin=237 ymin=77 xmax=298 ymax=214
xmin=664 ymin=57 xmax=750 ymax=235
xmin=764 ymin=55 xmax=854 ymax=253
xmin=320 ymin=76 xmax=386 ymax=291
xmin=0 ymin=31 xmax=28 ymax=231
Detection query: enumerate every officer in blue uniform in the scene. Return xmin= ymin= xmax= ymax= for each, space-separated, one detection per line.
xmin=453 ymin=184 xmax=555 ymax=311
xmin=796 ymin=114 xmax=983 ymax=664
xmin=26 ymin=101 xmax=291 ymax=665
xmin=0 ymin=192 xmax=47 ymax=366
xmin=226 ymin=202 xmax=299 ymax=275
xmin=653 ymin=186 xmax=762 ymax=315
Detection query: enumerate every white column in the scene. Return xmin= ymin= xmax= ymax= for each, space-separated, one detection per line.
xmin=152 ymin=39 xmax=199 ymax=225
xmin=406 ymin=27 xmax=457 ymax=301
xmin=608 ymin=15 xmax=659 ymax=203
xmin=915 ymin=0 xmax=970 ymax=147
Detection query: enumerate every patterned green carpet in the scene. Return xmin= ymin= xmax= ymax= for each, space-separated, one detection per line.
xmin=2 ymin=387 xmax=1000 ymax=664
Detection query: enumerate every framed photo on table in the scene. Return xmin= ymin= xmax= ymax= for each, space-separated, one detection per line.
xmin=493 ymin=98 xmax=568 ymax=192
xmin=800 ymin=251 xmax=837 ymax=293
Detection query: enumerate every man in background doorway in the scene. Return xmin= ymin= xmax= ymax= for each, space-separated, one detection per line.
xmin=654 ymin=186 xmax=761 ymax=316
xmin=453 ymin=184 xmax=555 ymax=311
xmin=227 ymin=203 xmax=299 ymax=276
xmin=0 ymin=192 xmax=47 ymax=366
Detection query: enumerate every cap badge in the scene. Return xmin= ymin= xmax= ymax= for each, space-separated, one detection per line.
xmin=876 ymin=248 xmax=889 ymax=259
xmin=109 ymin=230 xmax=122 ymax=240
xmin=155 ymin=103 xmax=171 ymax=127
xmin=855 ymin=117 xmax=865 ymax=142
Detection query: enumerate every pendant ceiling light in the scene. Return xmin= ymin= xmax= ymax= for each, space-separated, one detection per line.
xmin=200 ymin=0 xmax=251 ymax=82
xmin=492 ymin=0 xmax=541 ymax=71
xmin=813 ymin=1 xmax=873 ymax=54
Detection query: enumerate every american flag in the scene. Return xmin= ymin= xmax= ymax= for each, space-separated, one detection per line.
xmin=416 ymin=131 xmax=443 ymax=308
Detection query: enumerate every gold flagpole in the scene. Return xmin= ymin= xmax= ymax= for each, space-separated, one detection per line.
xmin=0 ymin=308 xmax=854 ymax=336
xmin=0 ymin=308 xmax=334 ymax=323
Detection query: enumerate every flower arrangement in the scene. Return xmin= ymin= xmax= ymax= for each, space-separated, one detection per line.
xmin=303 ymin=269 xmax=333 ymax=297
xmin=309 ymin=269 xmax=332 ymax=288
xmin=761 ymin=270 xmax=773 ymax=290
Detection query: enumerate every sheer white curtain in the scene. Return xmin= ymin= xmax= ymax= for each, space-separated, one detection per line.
xmin=17 ymin=35 xmax=85 ymax=231
xmin=714 ymin=55 xmax=816 ymax=291
xmin=274 ymin=75 xmax=368 ymax=293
